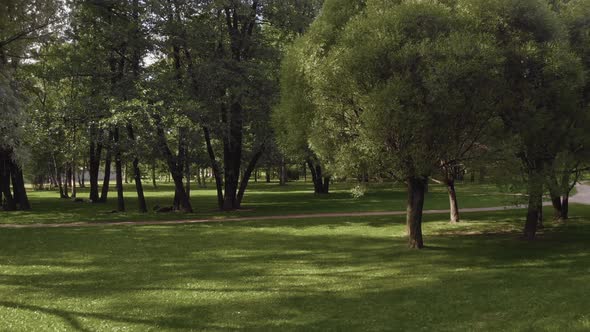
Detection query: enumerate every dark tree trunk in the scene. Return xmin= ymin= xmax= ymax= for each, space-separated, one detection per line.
xmin=536 ymin=192 xmax=544 ymax=229
xmin=407 ymin=176 xmax=427 ymax=249
xmin=547 ymin=173 xmax=563 ymax=221
xmin=221 ymin=102 xmax=244 ymax=211
xmin=306 ymin=159 xmax=329 ymax=194
xmin=550 ymin=193 xmax=562 ymax=221
xmin=114 ymin=128 xmax=125 ymax=212
xmin=53 ymin=155 xmax=67 ymax=199
xmin=559 ymin=170 xmax=573 ymax=221
xmin=254 ymin=168 xmax=258 ymax=183
xmin=0 ymin=150 xmax=17 ymax=211
xmin=9 ymin=159 xmax=30 ymax=210
xmin=204 ymin=126 xmax=224 ymax=210
xmin=63 ymin=164 xmax=70 ymax=198
xmin=71 ymin=162 xmax=77 ymax=198
xmin=447 ymin=178 xmax=460 ymax=223
xmin=523 ymin=171 xmax=543 ymax=241
xmin=561 ymin=195 xmax=569 ymax=220
xmin=154 ymin=116 xmax=192 ymax=212
xmin=89 ymin=137 xmax=102 ymax=202
xmin=303 ymin=163 xmax=306 ymax=182
xmin=132 ymin=156 xmax=147 ymax=213
xmin=323 ymin=176 xmax=330 ymax=193
xmin=266 ymin=166 xmax=271 ymax=183
xmin=237 ymin=147 xmax=264 ymax=208
xmin=127 ymin=125 xmax=147 ymax=212
xmin=100 ymin=146 xmax=112 ymax=203
xmin=185 ymin=158 xmax=191 ymax=200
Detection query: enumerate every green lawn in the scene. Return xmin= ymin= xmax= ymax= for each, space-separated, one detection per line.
xmin=1 ymin=181 xmax=520 ymax=224
xmin=0 ymin=206 xmax=589 ymax=331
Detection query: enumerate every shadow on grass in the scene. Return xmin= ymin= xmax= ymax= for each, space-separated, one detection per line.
xmin=0 ymin=208 xmax=589 ymax=330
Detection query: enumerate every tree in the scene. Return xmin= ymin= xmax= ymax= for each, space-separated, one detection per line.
xmin=543 ymin=0 xmax=590 ymax=222
xmin=0 ymin=0 xmax=62 ymax=211
xmin=68 ymin=0 xmax=151 ymax=212
xmin=463 ymin=0 xmax=586 ymax=239
xmin=147 ymin=0 xmax=323 ymax=211
xmin=281 ymin=0 xmax=502 ymax=248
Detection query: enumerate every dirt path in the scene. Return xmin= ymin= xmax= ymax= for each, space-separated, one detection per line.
xmin=2 ymin=184 xmax=589 ymax=229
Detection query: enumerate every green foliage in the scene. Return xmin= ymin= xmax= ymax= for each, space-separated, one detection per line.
xmin=280 ymin=0 xmax=502 ymax=180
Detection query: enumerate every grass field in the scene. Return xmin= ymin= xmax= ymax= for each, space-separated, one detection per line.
xmin=0 ymin=181 xmax=521 ymax=225
xmin=0 ymin=205 xmax=589 ymax=331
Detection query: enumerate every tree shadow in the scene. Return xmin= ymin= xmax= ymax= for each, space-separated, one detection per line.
xmin=0 ymin=209 xmax=589 ymax=330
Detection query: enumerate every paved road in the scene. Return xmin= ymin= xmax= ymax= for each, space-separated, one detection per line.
xmin=1 ymin=184 xmax=588 ymax=229
xmin=570 ymin=183 xmax=590 ymax=204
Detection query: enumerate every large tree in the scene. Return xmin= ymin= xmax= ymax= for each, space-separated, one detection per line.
xmin=281 ymin=0 xmax=502 ymax=248
xmin=148 ymin=0 xmax=323 ymax=211
xmin=463 ymin=0 xmax=586 ymax=239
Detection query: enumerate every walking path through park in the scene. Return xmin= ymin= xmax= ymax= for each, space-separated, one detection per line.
xmin=2 ymin=184 xmax=590 ymax=229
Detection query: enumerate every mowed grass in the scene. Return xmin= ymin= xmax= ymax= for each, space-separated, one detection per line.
xmin=0 ymin=181 xmax=520 ymax=224
xmin=1 ymin=206 xmax=590 ymax=331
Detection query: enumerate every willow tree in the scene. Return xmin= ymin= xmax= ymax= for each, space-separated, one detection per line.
xmin=273 ymin=43 xmax=332 ymax=195
xmin=543 ymin=0 xmax=590 ymax=222
xmin=462 ymin=0 xmax=586 ymax=239
xmin=281 ymin=0 xmax=502 ymax=248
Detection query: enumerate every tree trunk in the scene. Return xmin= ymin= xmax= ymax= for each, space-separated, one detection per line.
xmin=71 ymin=162 xmax=77 ymax=198
xmin=185 ymin=158 xmax=191 ymax=200
xmin=89 ymin=137 xmax=102 ymax=202
xmin=306 ymin=159 xmax=329 ymax=194
xmin=561 ymin=195 xmax=569 ymax=220
xmin=100 ymin=147 xmax=112 ymax=203
xmin=127 ymin=125 xmax=147 ymax=213
xmin=132 ymin=156 xmax=147 ymax=213
xmin=203 ymin=126 xmax=224 ymax=210
xmin=523 ymin=171 xmax=543 ymax=241
xmin=154 ymin=116 xmax=192 ymax=212
xmin=53 ymin=155 xmax=67 ymax=199
xmin=547 ymin=173 xmax=563 ymax=221
xmin=221 ymin=102 xmax=244 ymax=211
xmin=114 ymin=128 xmax=125 ymax=212
xmin=266 ymin=166 xmax=271 ymax=183
xmin=63 ymin=164 xmax=70 ymax=198
xmin=303 ymin=163 xmax=306 ymax=182
xmin=407 ymin=176 xmax=427 ymax=249
xmin=0 ymin=155 xmax=16 ymax=210
xmin=9 ymin=159 xmax=30 ymax=210
xmin=237 ymin=147 xmax=264 ymax=208
xmin=536 ymin=191 xmax=544 ymax=229
xmin=323 ymin=176 xmax=330 ymax=193
xmin=447 ymin=178 xmax=460 ymax=223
